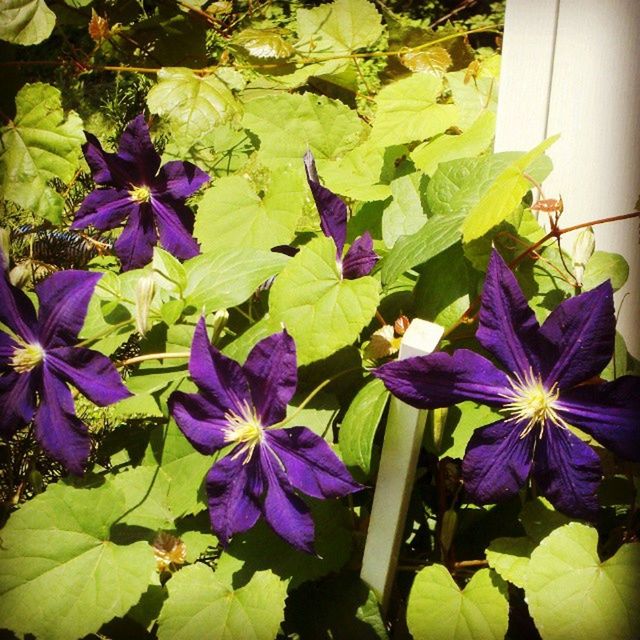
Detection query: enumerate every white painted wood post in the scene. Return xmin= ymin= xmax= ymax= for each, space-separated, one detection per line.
xmin=496 ymin=0 xmax=640 ymax=355
xmin=360 ymin=319 xmax=444 ymax=613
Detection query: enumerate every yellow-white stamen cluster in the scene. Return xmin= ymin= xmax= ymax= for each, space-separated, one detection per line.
xmin=10 ymin=343 xmax=46 ymax=373
xmin=223 ymin=401 xmax=264 ymax=463
xmin=501 ymin=369 xmax=570 ymax=439
xmin=129 ymin=184 xmax=152 ymax=203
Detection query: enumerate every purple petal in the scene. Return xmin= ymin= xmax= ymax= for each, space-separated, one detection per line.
xmin=267 ymin=427 xmax=363 ymax=498
xmin=557 ymin=376 xmax=640 ymax=462
xmin=0 ymin=371 xmax=36 ymax=435
xmin=188 ymin=317 xmax=251 ymax=415
xmin=374 ymin=349 xmax=511 ymax=409
xmin=304 ymin=150 xmax=347 ymax=256
xmin=532 ymin=426 xmax=601 ymax=520
xmin=45 ymin=347 xmax=131 ymax=406
xmin=35 ymin=368 xmax=90 ymax=475
xmin=342 ymin=232 xmax=378 ymax=279
xmin=0 ymin=273 xmax=38 ymax=341
xmin=152 ymin=197 xmax=200 ymax=260
xmin=72 ymin=188 xmax=136 ymax=230
xmin=116 ymin=115 xmax=161 ymax=183
xmin=36 ymin=271 xmax=102 ymax=348
xmin=206 ymin=454 xmax=263 ymax=545
xmin=113 ymin=206 xmax=157 ymax=271
xmin=477 ymin=250 xmax=543 ymax=377
xmin=169 ymin=390 xmax=231 ymax=454
xmin=260 ymin=446 xmax=315 ymax=553
xmin=540 ymin=282 xmax=615 ymax=389
xmin=0 ymin=332 xmax=17 ymax=365
xmin=83 ymin=132 xmax=135 ymax=186
xmin=243 ymin=331 xmax=297 ymax=426
xmin=462 ymin=419 xmax=534 ymax=504
xmin=154 ymin=161 xmax=210 ymax=199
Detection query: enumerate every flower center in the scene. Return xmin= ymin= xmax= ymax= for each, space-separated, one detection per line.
xmin=223 ymin=401 xmax=264 ymax=463
xmin=502 ymin=369 xmax=569 ymax=438
xmin=129 ymin=185 xmax=151 ymax=203
xmin=11 ymin=343 xmax=46 ymax=373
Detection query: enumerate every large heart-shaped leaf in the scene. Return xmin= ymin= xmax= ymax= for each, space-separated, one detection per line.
xmin=407 ymin=565 xmax=508 ymax=640
xmin=525 ymin=522 xmax=640 ymax=640
xmin=0 ymin=0 xmax=55 ymax=45
xmin=269 ymin=236 xmax=380 ymax=364
xmin=0 ymin=482 xmax=156 ymax=640
xmin=157 ymin=563 xmax=287 ymax=640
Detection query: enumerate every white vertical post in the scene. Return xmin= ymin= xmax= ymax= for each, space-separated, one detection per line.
xmin=360 ymin=319 xmax=444 ymax=613
xmin=495 ymin=0 xmax=640 ymax=355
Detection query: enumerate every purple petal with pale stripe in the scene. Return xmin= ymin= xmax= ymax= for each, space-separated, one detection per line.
xmin=374 ymin=349 xmax=511 ymax=409
xmin=72 ymin=188 xmax=136 ymax=230
xmin=267 ymin=427 xmax=363 ymax=498
xmin=117 ymin=115 xmax=161 ymax=183
xmin=477 ymin=250 xmax=543 ymax=377
xmin=532 ymin=426 xmax=601 ymax=520
xmin=462 ymin=419 xmax=534 ymax=504
xmin=45 ymin=347 xmax=130 ymax=406
xmin=243 ymin=331 xmax=297 ymax=426
xmin=540 ymin=281 xmax=615 ymax=389
xmin=260 ymin=447 xmax=315 ymax=554
xmin=169 ymin=390 xmax=231 ymax=454
xmin=36 ymin=271 xmax=101 ymax=348
xmin=557 ymin=376 xmax=640 ymax=462
xmin=35 ymin=369 xmax=90 ymax=474
xmin=188 ymin=317 xmax=251 ymax=415
xmin=155 ymin=161 xmax=210 ymax=199
xmin=304 ymin=150 xmax=347 ymax=255
xmin=152 ymin=197 xmax=200 ymax=260
xmin=0 ymin=371 xmax=36 ymax=435
xmin=342 ymin=232 xmax=378 ymax=279
xmin=0 ymin=273 xmax=38 ymax=341
xmin=206 ymin=454 xmax=263 ymax=545
xmin=113 ymin=206 xmax=157 ymax=271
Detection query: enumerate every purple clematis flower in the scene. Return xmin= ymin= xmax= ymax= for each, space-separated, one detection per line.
xmin=72 ymin=115 xmax=210 ymax=271
xmin=374 ymin=250 xmax=640 ymax=520
xmin=0 ymin=268 xmax=131 ymax=474
xmin=304 ymin=150 xmax=378 ymax=279
xmin=169 ymin=317 xmax=362 ymax=553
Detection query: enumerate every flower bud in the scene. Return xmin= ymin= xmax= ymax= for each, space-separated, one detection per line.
xmin=9 ymin=261 xmax=31 ymax=288
xmin=134 ymin=274 xmax=156 ymax=336
xmin=210 ymin=309 xmax=229 ymax=344
xmin=0 ymin=228 xmax=9 ymax=271
xmin=572 ymin=226 xmax=595 ymax=287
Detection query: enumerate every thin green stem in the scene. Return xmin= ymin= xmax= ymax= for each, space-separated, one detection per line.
xmin=117 ymin=351 xmax=190 ymax=367
xmin=76 ymin=318 xmax=133 ymax=347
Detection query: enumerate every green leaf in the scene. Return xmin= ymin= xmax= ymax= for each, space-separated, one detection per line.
xmin=407 ymin=566 xmax=508 ymax=640
xmin=0 ymin=83 xmax=83 ymax=222
xmin=461 ymin=136 xmax=558 ymax=242
xmin=269 ymin=236 xmax=380 ymax=365
xmin=147 ymin=68 xmax=240 ymax=142
xmin=143 ymin=420 xmax=212 ymax=518
xmin=582 ymin=250 xmax=629 ymax=292
xmin=184 ymin=249 xmax=288 ymax=312
xmin=296 ymin=0 xmax=384 ymax=54
xmin=157 ymin=563 xmax=287 ymax=640
xmin=401 ymin=46 xmax=452 ymax=75
xmin=0 ymin=0 xmax=55 ymax=45
xmin=0 ymin=482 xmax=156 ymax=640
xmin=381 ymin=172 xmax=428 ymax=249
xmin=411 ymin=111 xmax=496 ymax=176
xmin=380 ymin=213 xmax=466 ymax=286
xmin=194 ymin=169 xmax=305 ymax=253
xmin=234 ymin=27 xmax=294 ymax=58
xmin=369 ymin=74 xmax=458 ymax=148
xmin=486 ymin=498 xmax=570 ymax=588
xmin=153 ymin=247 xmax=187 ymax=295
xmin=242 ymin=92 xmax=364 ymax=167
xmin=339 ymin=378 xmax=389 ymax=477
xmin=525 ymin=523 xmax=640 ymax=640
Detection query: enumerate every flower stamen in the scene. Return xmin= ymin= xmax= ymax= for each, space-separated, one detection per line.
xmin=502 ymin=368 xmax=570 ymax=438
xmin=129 ymin=184 xmax=151 ymax=203
xmin=223 ymin=401 xmax=264 ymax=464
xmin=10 ymin=343 xmax=45 ymax=373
